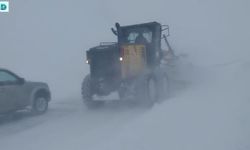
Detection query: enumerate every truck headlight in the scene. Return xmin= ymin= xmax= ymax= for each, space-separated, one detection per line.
xmin=119 ymin=57 xmax=123 ymax=61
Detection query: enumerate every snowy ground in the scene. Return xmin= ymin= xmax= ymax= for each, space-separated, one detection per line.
xmin=0 ymin=0 xmax=249 ymax=150
xmin=0 ymin=60 xmax=249 ymax=150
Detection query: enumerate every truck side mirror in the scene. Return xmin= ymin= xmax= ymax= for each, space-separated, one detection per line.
xmin=111 ymin=28 xmax=117 ymax=36
xmin=115 ymin=22 xmax=120 ymax=29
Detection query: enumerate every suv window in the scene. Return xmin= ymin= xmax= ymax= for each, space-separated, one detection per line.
xmin=0 ymin=71 xmax=18 ymax=82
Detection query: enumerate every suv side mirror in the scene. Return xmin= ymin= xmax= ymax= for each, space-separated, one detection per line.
xmin=18 ymin=78 xmax=25 ymax=85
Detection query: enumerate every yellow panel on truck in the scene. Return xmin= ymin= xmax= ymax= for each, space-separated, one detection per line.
xmin=121 ymin=44 xmax=147 ymax=79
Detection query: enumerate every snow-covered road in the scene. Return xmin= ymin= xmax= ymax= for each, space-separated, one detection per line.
xmin=0 ymin=1 xmax=249 ymax=149
xmin=0 ymin=62 xmax=249 ymax=150
xmin=0 ymin=99 xmax=148 ymax=150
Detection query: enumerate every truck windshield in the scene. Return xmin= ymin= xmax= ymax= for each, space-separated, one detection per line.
xmin=120 ymin=27 xmax=153 ymax=44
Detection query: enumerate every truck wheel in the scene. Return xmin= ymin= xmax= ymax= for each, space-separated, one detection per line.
xmin=146 ymin=77 xmax=158 ymax=106
xmin=32 ymin=97 xmax=48 ymax=115
xmin=136 ymin=76 xmax=158 ymax=107
xmin=81 ymin=75 xmax=104 ymax=108
xmin=161 ymin=75 xmax=169 ymax=100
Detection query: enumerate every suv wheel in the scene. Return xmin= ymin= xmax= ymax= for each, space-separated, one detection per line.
xmin=32 ymin=97 xmax=48 ymax=114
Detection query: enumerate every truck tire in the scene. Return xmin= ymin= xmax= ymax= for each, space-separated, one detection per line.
xmin=32 ymin=96 xmax=48 ymax=115
xmin=81 ymin=75 xmax=104 ymax=108
xmin=136 ymin=76 xmax=158 ymax=107
xmin=160 ymin=74 xmax=169 ymax=101
xmin=146 ymin=77 xmax=158 ymax=106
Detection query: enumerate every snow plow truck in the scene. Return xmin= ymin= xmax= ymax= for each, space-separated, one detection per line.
xmin=82 ymin=22 xmax=175 ymax=108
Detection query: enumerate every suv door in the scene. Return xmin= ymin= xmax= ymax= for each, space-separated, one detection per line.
xmin=0 ymin=85 xmax=8 ymax=113
xmin=0 ymin=70 xmax=24 ymax=113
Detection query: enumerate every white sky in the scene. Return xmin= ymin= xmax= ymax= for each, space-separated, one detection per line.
xmin=0 ymin=0 xmax=249 ymax=99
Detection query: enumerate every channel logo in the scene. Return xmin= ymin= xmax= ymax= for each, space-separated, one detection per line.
xmin=0 ymin=1 xmax=9 ymax=12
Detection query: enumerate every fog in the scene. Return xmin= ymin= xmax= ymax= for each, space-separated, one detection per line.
xmin=1 ymin=0 xmax=249 ymax=99
xmin=0 ymin=0 xmax=249 ymax=150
